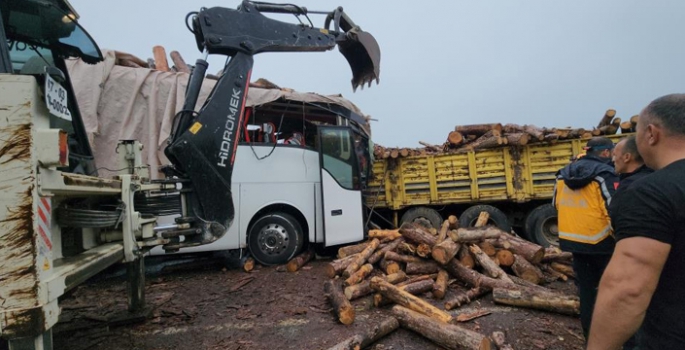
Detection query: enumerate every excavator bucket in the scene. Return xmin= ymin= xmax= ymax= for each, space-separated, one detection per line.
xmin=338 ymin=28 xmax=381 ymax=91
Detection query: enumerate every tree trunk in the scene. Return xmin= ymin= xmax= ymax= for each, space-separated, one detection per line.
xmin=243 ymin=257 xmax=255 ymax=272
xmin=325 ymin=317 xmax=400 ymax=350
xmin=544 ymin=133 xmax=560 ymax=143
xmin=454 ymin=227 xmax=502 ymax=243
xmin=432 ymin=239 xmax=461 ymax=265
xmin=326 ymin=254 xmax=359 ymax=278
xmin=599 ymin=124 xmax=618 ymax=135
xmin=598 ymin=109 xmax=617 ymax=128
xmin=400 ymin=223 xmax=438 ymax=246
xmin=492 ymin=287 xmax=580 ymax=316
xmin=406 ymin=260 xmax=440 ymax=275
xmin=444 ymin=260 xmax=517 ymax=290
xmin=455 ymin=123 xmax=503 ymax=138
xmin=448 ymin=215 xmax=459 ymax=229
xmin=567 ymin=128 xmax=586 ymax=139
xmin=384 ymin=251 xmax=422 ymax=264
xmin=344 ymin=264 xmax=374 ymax=286
xmin=505 ymin=133 xmax=530 ymax=146
xmin=542 ymin=247 xmax=573 ymax=263
xmin=444 ymin=287 xmax=491 ymax=310
xmin=324 ymin=279 xmax=355 ymax=325
xmin=397 ymin=274 xmax=437 ymax=287
xmin=495 ymin=232 xmax=545 ymax=264
xmin=554 ymin=128 xmax=572 ymax=139
xmin=503 ymin=123 xmax=524 ymax=134
xmin=345 ymin=271 xmax=407 ymax=301
xmin=495 ymin=249 xmax=514 ymax=267
xmin=458 ymin=245 xmax=476 ymax=269
xmin=380 ymin=258 xmax=402 ymax=275
xmin=620 ymin=121 xmax=634 ymax=134
xmin=338 ymin=241 xmax=370 ymax=258
xmin=343 ymin=238 xmax=380 ymax=278
xmin=369 ymin=229 xmax=401 ymax=240
xmin=152 ymin=45 xmax=169 ymax=72
xmin=478 ymin=241 xmax=496 ymax=256
xmin=551 ymin=262 xmax=576 ymax=278
xmin=169 ymin=51 xmax=190 ymax=73
xmin=474 ymin=211 xmax=490 ymax=227
xmin=420 ymin=141 xmax=443 ymax=153
xmin=370 ymin=277 xmax=453 ymax=323
xmin=287 ymin=249 xmax=315 ymax=272
xmin=524 ymin=125 xmax=545 ymax=141
xmin=400 ymin=148 xmax=410 ymax=157
xmin=467 ymin=131 xmax=505 ymax=150
xmin=390 ymin=149 xmax=399 ymax=159
xmin=437 ymin=220 xmax=450 ymax=242
xmin=374 ymin=279 xmax=435 ymax=307
xmin=417 ymin=243 xmax=432 ymax=258
xmin=540 ymin=263 xmax=568 ymax=282
xmin=469 ymin=245 xmax=513 ymax=283
xmin=368 ymin=238 xmax=405 ymax=265
xmin=398 ymin=242 xmax=417 ymax=256
xmin=432 ymin=269 xmax=449 ymax=300
xmin=391 ymin=306 xmax=494 ymax=350
xmin=448 ymin=131 xmax=464 ymax=147
xmin=630 ymin=114 xmax=639 ymax=129
xmin=511 ymin=254 xmax=544 ymax=285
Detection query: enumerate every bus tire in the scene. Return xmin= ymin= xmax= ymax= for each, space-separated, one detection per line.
xmin=248 ymin=212 xmax=304 ymax=266
xmin=525 ymin=204 xmax=559 ymax=248
xmin=400 ymin=207 xmax=443 ymax=229
xmin=459 ymin=205 xmax=511 ymax=233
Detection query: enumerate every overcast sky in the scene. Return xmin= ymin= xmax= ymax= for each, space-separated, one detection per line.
xmin=69 ymin=0 xmax=685 ymax=147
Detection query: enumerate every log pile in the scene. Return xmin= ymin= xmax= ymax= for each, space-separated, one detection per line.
xmin=373 ymin=109 xmax=637 ymax=159
xmin=322 ymin=212 xmax=578 ymax=349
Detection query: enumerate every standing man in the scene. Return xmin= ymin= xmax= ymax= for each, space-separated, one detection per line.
xmin=588 ymin=94 xmax=685 ymax=349
xmin=611 ymin=135 xmax=654 ymax=192
xmin=553 ymin=136 xmax=619 ymax=339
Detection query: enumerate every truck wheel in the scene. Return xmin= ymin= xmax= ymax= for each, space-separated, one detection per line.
xmin=525 ymin=204 xmax=559 ymax=247
xmin=459 ymin=205 xmax=511 ymax=233
xmin=248 ymin=212 xmax=304 ymax=266
xmin=400 ymin=207 xmax=443 ymax=229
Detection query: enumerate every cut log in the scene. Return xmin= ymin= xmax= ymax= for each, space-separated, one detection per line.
xmin=169 ymin=51 xmax=190 ymax=73
xmin=400 ymin=148 xmax=410 ymax=157
xmin=419 ymin=141 xmax=443 ymax=153
xmin=541 ymin=249 xmax=573 ymax=264
xmin=444 ymin=287 xmax=491 ymax=310
xmin=432 ymin=269 xmax=449 ymax=300
xmin=630 ymin=114 xmax=639 ymax=129
xmin=406 ymin=260 xmax=440 ymax=275
xmin=458 ymin=245 xmax=476 ymax=269
xmin=343 ymin=238 xmax=380 ymax=278
xmin=384 ymin=251 xmax=422 ymax=264
xmin=432 ymin=239 xmax=461 ymax=265
xmin=242 ymin=257 xmax=255 ymax=272
xmin=448 ymin=131 xmax=464 ymax=146
xmin=397 ymin=274 xmax=438 ymax=287
xmin=511 ymin=254 xmax=544 ymax=284
xmin=611 ymin=117 xmax=622 ymax=127
xmin=469 ymin=244 xmax=513 ymax=283
xmin=368 ymin=238 xmax=405 ymax=265
xmin=374 ymin=279 xmax=435 ymax=307
xmin=503 ymin=123 xmax=524 ymax=134
xmin=326 ymin=254 xmax=359 ymax=278
xmin=380 ymin=258 xmax=402 ymax=275
xmin=455 ymin=123 xmax=503 ymax=138
xmin=287 ymin=249 xmax=315 ymax=272
xmin=390 ymin=149 xmax=399 ymax=159
xmin=444 ymin=259 xmax=516 ymax=290
xmin=344 ymin=264 xmax=374 ymax=286
xmin=338 ymin=241 xmax=369 ymax=258
xmin=491 ymin=331 xmax=514 ymax=350
xmin=567 ymin=128 xmax=586 ymax=139
xmin=505 ymin=133 xmax=530 ymax=146
xmin=398 ymin=242 xmax=417 ymax=255
xmin=581 ymin=131 xmax=594 ymax=140
xmin=324 ymin=279 xmax=355 ymax=325
xmin=598 ymin=124 xmax=618 ymax=135
xmin=544 ymin=133 xmax=560 ymax=143
xmin=620 ymin=121 xmax=634 ymax=134
xmin=345 ymin=271 xmax=407 ymax=301
xmin=152 ymin=45 xmax=169 ymax=72
xmin=370 ymin=277 xmax=453 ymax=323
xmin=540 ymin=263 xmax=568 ymax=282
xmin=492 ymin=287 xmax=580 ymax=316
xmin=448 ymin=215 xmax=459 ymax=229
xmin=554 ymin=128 xmax=572 ymax=139
xmin=523 ymin=124 xmax=545 ymax=141
xmin=454 ymin=227 xmax=502 ymax=243
xmin=392 ymin=305 xmax=493 ymax=350
xmin=467 ymin=131 xmax=505 ymax=150
xmin=416 ymin=243 xmax=432 ymax=258
xmin=551 ymin=262 xmax=576 ymax=278
xmin=474 ymin=211 xmax=490 ymax=227
xmin=368 ymin=229 xmax=401 ymax=240
xmin=598 ymin=109 xmax=617 ymax=128
xmin=399 ymin=223 xmax=438 ymax=246
xmin=477 ymin=241 xmax=496 ymax=257
xmin=325 ymin=317 xmax=400 ymax=350
xmin=496 ymin=232 xmax=545 ymax=264
xmin=495 ymin=249 xmax=514 ymax=267
xmin=437 ymin=220 xmax=450 ymax=242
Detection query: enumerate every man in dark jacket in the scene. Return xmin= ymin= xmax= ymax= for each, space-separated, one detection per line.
xmin=612 ymin=135 xmax=654 ymax=192
xmin=553 ymin=137 xmax=619 ymax=339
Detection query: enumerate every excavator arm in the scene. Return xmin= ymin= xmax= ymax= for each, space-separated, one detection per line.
xmin=162 ymin=1 xmax=380 ymax=251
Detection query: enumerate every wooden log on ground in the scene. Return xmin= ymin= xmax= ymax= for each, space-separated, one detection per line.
xmin=344 ymin=264 xmax=374 ymax=286
xmin=458 ymin=245 xmax=476 ymax=269
xmin=551 ymin=262 xmax=576 ymax=278
xmin=152 ymin=45 xmax=169 ymax=72
xmin=243 ymin=257 xmax=255 ymax=272
xmin=432 ymin=269 xmax=449 ymax=300
xmin=437 ymin=220 xmax=450 ymax=242
xmin=495 ymin=249 xmax=514 ymax=267
xmin=345 ymin=271 xmax=407 ymax=301
xmin=444 ymin=259 xmax=517 ymax=290
xmin=432 ymin=239 xmax=461 ymax=265
xmin=492 ymin=287 xmax=580 ymax=316
xmin=169 ymin=51 xmax=190 ymax=73
xmin=444 ymin=287 xmax=491 ymax=310
xmin=380 ymin=258 xmax=402 ymax=275
xmin=448 ymin=215 xmax=459 ymax=229
xmin=496 ymin=232 xmax=545 ymax=264
xmin=598 ymin=109 xmax=616 ymax=128
xmin=397 ymin=242 xmax=417 ymax=256
xmin=369 ymin=229 xmax=402 ymax=240
xmin=505 ymin=133 xmax=530 ymax=146
xmin=469 ymin=244 xmax=513 ymax=283
xmin=478 ymin=241 xmax=496 ymax=257
xmin=343 ymin=238 xmax=380 ymax=278
xmin=391 ymin=305 xmax=493 ymax=350
xmin=326 ymin=254 xmax=359 ymax=278
xmin=287 ymin=249 xmax=314 ymax=272
xmin=384 ymin=251 xmax=422 ymax=264
xmin=326 ymin=317 xmax=400 ymax=350
xmin=511 ymin=254 xmax=544 ymax=284
xmin=374 ymin=279 xmax=435 ymax=307
xmin=324 ymin=279 xmax=355 ymax=325
xmin=370 ymin=277 xmax=453 ymax=323
xmin=397 ymin=274 xmax=438 ymax=287
xmin=416 ymin=243 xmax=432 ymax=258
xmin=454 ymin=227 xmax=502 ymax=243
xmin=406 ymin=260 xmax=440 ymax=275
xmin=338 ymin=241 xmax=369 ymax=258
xmin=541 ymin=249 xmax=573 ymax=263
xmin=448 ymin=131 xmax=464 ymax=147
xmin=400 ymin=223 xmax=439 ymax=246
xmin=540 ymin=263 xmax=568 ymax=282
xmin=474 ymin=211 xmax=490 ymax=227
xmin=368 ymin=238 xmax=405 ymax=265
xmin=455 ymin=123 xmax=503 ymax=138
xmin=491 ymin=331 xmax=514 ymax=350
xmin=620 ymin=121 xmax=634 ymax=134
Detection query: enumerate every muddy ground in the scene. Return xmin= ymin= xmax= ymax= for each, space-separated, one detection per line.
xmin=52 ymin=254 xmax=586 ymax=350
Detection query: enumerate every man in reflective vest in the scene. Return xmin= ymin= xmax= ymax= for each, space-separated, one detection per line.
xmin=553 ymin=136 xmax=619 ymax=339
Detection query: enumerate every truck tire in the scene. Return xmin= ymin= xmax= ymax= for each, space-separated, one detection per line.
xmin=459 ymin=205 xmax=511 ymax=233
xmin=400 ymin=207 xmax=443 ymax=229
xmin=525 ymin=204 xmax=559 ymax=247
xmin=248 ymin=212 xmax=304 ymax=266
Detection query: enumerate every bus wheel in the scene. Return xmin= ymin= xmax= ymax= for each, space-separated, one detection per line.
xmin=248 ymin=212 xmax=304 ymax=265
xmin=459 ymin=205 xmax=511 ymax=233
xmin=400 ymin=207 xmax=443 ymax=229
xmin=525 ymin=204 xmax=559 ymax=247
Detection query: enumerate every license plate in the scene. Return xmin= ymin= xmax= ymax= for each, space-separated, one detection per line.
xmin=45 ymin=74 xmax=72 ymax=121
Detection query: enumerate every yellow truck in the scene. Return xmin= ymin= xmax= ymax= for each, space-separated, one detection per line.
xmin=365 ymin=134 xmax=630 ymax=247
